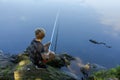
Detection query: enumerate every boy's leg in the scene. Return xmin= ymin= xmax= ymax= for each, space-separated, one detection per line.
xmin=35 ymin=57 xmax=47 ymax=69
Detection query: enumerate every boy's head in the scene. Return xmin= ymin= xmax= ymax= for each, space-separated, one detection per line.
xmin=35 ymin=28 xmax=46 ymax=40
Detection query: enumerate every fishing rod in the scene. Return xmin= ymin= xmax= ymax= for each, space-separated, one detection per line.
xmin=49 ymin=9 xmax=60 ymax=51
xmin=54 ymin=22 xmax=59 ymax=52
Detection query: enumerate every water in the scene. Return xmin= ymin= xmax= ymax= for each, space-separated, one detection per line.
xmin=0 ymin=0 xmax=120 ymax=68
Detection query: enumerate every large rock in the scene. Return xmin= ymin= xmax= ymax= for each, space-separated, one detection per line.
xmin=14 ymin=63 xmax=76 ymax=80
xmin=0 ymin=52 xmax=76 ymax=80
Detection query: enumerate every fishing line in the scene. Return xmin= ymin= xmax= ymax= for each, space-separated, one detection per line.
xmin=49 ymin=9 xmax=60 ymax=51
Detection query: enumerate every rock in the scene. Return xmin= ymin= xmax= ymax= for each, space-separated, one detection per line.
xmin=91 ymin=66 xmax=120 ymax=80
xmin=63 ymin=71 xmax=80 ymax=80
xmin=0 ymin=50 xmax=3 ymax=56
xmin=47 ymin=53 xmax=75 ymax=68
xmin=0 ymin=52 xmax=14 ymax=69
xmin=14 ymin=63 xmax=76 ymax=80
xmin=107 ymin=78 xmax=119 ymax=80
xmin=0 ymin=51 xmax=15 ymax=80
xmin=0 ymin=52 xmax=76 ymax=80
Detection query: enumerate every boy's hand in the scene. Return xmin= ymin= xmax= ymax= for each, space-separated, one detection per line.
xmin=44 ymin=42 xmax=51 ymax=52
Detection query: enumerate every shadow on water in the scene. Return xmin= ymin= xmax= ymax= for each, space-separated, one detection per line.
xmin=62 ymin=57 xmax=106 ymax=80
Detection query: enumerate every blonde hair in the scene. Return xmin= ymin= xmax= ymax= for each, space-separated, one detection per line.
xmin=35 ymin=28 xmax=46 ymax=39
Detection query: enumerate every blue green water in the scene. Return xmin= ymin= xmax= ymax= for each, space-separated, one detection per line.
xmin=0 ymin=0 xmax=120 ymax=68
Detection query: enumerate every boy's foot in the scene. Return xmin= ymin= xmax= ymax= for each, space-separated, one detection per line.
xmin=35 ymin=64 xmax=47 ymax=69
xmin=27 ymin=68 xmax=30 ymax=71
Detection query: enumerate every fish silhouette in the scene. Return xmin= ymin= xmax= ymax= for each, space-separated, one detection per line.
xmin=89 ymin=39 xmax=112 ymax=48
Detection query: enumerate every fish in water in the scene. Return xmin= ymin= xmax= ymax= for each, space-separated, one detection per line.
xmin=89 ymin=39 xmax=112 ymax=48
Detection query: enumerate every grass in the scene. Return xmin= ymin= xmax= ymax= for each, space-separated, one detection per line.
xmin=92 ymin=66 xmax=120 ymax=80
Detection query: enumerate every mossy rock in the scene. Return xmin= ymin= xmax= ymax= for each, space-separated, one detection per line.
xmin=0 ymin=65 xmax=14 ymax=80
xmin=14 ymin=63 xmax=76 ymax=80
xmin=91 ymin=66 xmax=120 ymax=80
xmin=0 ymin=53 xmax=76 ymax=80
xmin=13 ymin=53 xmax=76 ymax=80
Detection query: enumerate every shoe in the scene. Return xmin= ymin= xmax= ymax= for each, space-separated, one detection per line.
xmin=27 ymin=68 xmax=30 ymax=71
xmin=35 ymin=66 xmax=42 ymax=69
xmin=35 ymin=64 xmax=47 ymax=69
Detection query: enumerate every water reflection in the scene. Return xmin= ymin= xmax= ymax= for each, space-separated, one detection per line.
xmin=81 ymin=0 xmax=120 ymax=38
xmin=0 ymin=0 xmax=120 ymax=68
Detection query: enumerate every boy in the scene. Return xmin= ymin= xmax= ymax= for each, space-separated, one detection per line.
xmin=27 ymin=28 xmax=48 ymax=69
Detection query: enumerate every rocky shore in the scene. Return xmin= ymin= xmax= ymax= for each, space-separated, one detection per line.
xmin=0 ymin=51 xmax=120 ymax=80
xmin=0 ymin=51 xmax=77 ymax=80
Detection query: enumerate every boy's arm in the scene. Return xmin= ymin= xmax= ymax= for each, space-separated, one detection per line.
xmin=44 ymin=42 xmax=51 ymax=52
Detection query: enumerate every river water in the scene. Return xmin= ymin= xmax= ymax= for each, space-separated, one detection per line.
xmin=0 ymin=0 xmax=120 ymax=68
